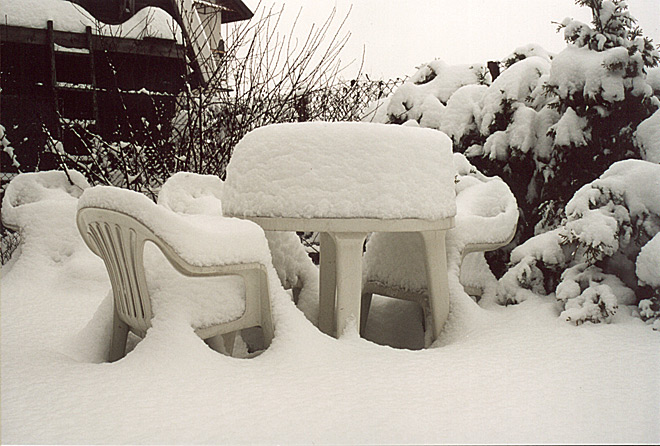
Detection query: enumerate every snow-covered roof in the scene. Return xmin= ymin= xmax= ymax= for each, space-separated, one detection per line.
xmin=0 ymin=0 xmax=183 ymax=43
xmin=211 ymin=0 xmax=253 ymax=23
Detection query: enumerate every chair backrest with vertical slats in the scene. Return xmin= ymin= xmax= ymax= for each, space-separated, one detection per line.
xmin=77 ymin=207 xmax=160 ymax=335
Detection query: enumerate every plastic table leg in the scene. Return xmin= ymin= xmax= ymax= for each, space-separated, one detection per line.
xmin=420 ymin=230 xmax=450 ymax=343
xmin=330 ymin=232 xmax=368 ymax=337
xmin=318 ymin=232 xmax=337 ymax=336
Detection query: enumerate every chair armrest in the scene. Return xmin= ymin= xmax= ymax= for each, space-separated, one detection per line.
xmin=462 ymin=223 xmax=517 ymax=256
xmin=79 ymin=186 xmax=273 ymax=269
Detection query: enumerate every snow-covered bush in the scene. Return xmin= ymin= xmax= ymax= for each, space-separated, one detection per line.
xmin=532 ymin=0 xmax=659 ymax=227
xmin=375 ymin=0 xmax=659 ymax=281
xmin=498 ymin=159 xmax=660 ymax=326
xmin=482 ymin=0 xmax=658 ymax=240
xmin=636 ymin=233 xmax=660 ymax=329
xmin=374 ymin=60 xmax=491 ymax=127
xmin=634 ymin=108 xmax=660 ymax=163
xmin=1 ymin=124 xmax=20 ymax=171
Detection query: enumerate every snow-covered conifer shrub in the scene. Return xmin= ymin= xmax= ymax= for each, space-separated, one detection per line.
xmin=374 ymin=0 xmax=659 ymax=280
xmin=634 ymin=108 xmax=660 ymax=163
xmin=498 ymin=159 xmax=660 ymax=327
xmin=636 ymin=233 xmax=660 ymax=329
xmin=534 ymin=0 xmax=659 ymax=229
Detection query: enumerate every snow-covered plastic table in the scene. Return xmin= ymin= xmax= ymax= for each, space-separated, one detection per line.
xmin=223 ymin=122 xmax=457 ymax=341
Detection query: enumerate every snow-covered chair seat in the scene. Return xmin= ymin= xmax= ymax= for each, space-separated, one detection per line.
xmin=2 ymin=170 xmax=90 ymax=232
xmin=157 ymin=171 xmax=319 ymax=304
xmin=77 ymin=185 xmax=275 ymax=361
xmin=361 ymin=154 xmax=518 ymax=339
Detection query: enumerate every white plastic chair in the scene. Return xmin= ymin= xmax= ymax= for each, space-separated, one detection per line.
xmin=2 ymin=170 xmax=90 ymax=232
xmin=361 ymin=154 xmax=518 ymax=342
xmin=77 ymin=185 xmax=274 ymax=361
xmin=157 ymin=172 xmax=319 ymax=306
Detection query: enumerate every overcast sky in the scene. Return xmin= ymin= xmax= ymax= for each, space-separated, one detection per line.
xmin=241 ymin=0 xmax=660 ymax=80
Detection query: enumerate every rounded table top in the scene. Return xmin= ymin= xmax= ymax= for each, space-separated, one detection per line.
xmin=222 ymin=122 xmax=457 ymax=221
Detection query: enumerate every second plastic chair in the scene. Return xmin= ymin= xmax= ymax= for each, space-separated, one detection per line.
xmin=361 ymin=154 xmax=518 ymax=343
xmin=77 ymin=185 xmax=275 ymax=361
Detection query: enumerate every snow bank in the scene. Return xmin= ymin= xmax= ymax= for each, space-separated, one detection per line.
xmin=647 ymin=67 xmax=660 ymax=96
xmin=439 ymin=84 xmax=488 ymax=144
xmin=566 ymin=159 xmax=660 ymax=221
xmin=79 ymin=185 xmax=271 ymax=267
xmin=499 ymin=159 xmax=660 ymax=321
xmin=510 ymin=229 xmax=566 ymax=266
xmin=551 ymin=107 xmax=589 ymax=147
xmin=504 ymin=43 xmax=554 ymax=65
xmin=0 ymin=0 xmax=182 ymax=43
xmin=223 ymin=122 xmax=457 ymax=220
xmin=2 ymin=170 xmax=89 ymax=230
xmin=385 ymin=61 xmax=489 ymax=125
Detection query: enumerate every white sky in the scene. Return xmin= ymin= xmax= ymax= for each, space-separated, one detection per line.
xmin=242 ymin=0 xmax=660 ymax=80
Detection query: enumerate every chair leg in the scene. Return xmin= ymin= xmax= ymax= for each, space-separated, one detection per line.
xmin=421 ymin=300 xmax=433 ymax=348
xmin=259 ymin=270 xmax=275 ymax=349
xmin=234 ymin=268 xmax=274 ymax=352
xmin=360 ymin=292 xmax=373 ymax=337
xmin=222 ymin=332 xmax=237 ymax=356
xmin=292 ymin=286 xmax=302 ymax=305
xmin=109 ymin=309 xmax=129 ymax=362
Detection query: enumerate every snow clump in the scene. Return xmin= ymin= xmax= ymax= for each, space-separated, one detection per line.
xmin=378 ymin=60 xmax=490 ymax=127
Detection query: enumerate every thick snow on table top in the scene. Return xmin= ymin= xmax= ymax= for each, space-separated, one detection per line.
xmin=223 ymin=122 xmax=457 ymax=220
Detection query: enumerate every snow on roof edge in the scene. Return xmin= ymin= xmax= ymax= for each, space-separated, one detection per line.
xmin=0 ymin=0 xmax=183 ymax=43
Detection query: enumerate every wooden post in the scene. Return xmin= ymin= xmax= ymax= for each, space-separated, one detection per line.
xmin=46 ymin=20 xmax=58 ymax=116
xmin=86 ymin=26 xmax=100 ymax=130
xmin=46 ymin=20 xmax=61 ymax=139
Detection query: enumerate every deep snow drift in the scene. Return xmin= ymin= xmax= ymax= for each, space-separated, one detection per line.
xmin=1 ymin=171 xmax=659 ymax=444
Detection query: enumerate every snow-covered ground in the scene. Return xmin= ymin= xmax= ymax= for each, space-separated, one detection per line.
xmin=1 ymin=172 xmax=658 ymax=444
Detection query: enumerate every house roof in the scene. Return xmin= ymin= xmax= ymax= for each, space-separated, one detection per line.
xmin=62 ymin=1 xmax=252 ymax=25
xmin=215 ymin=0 xmax=253 ymax=23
